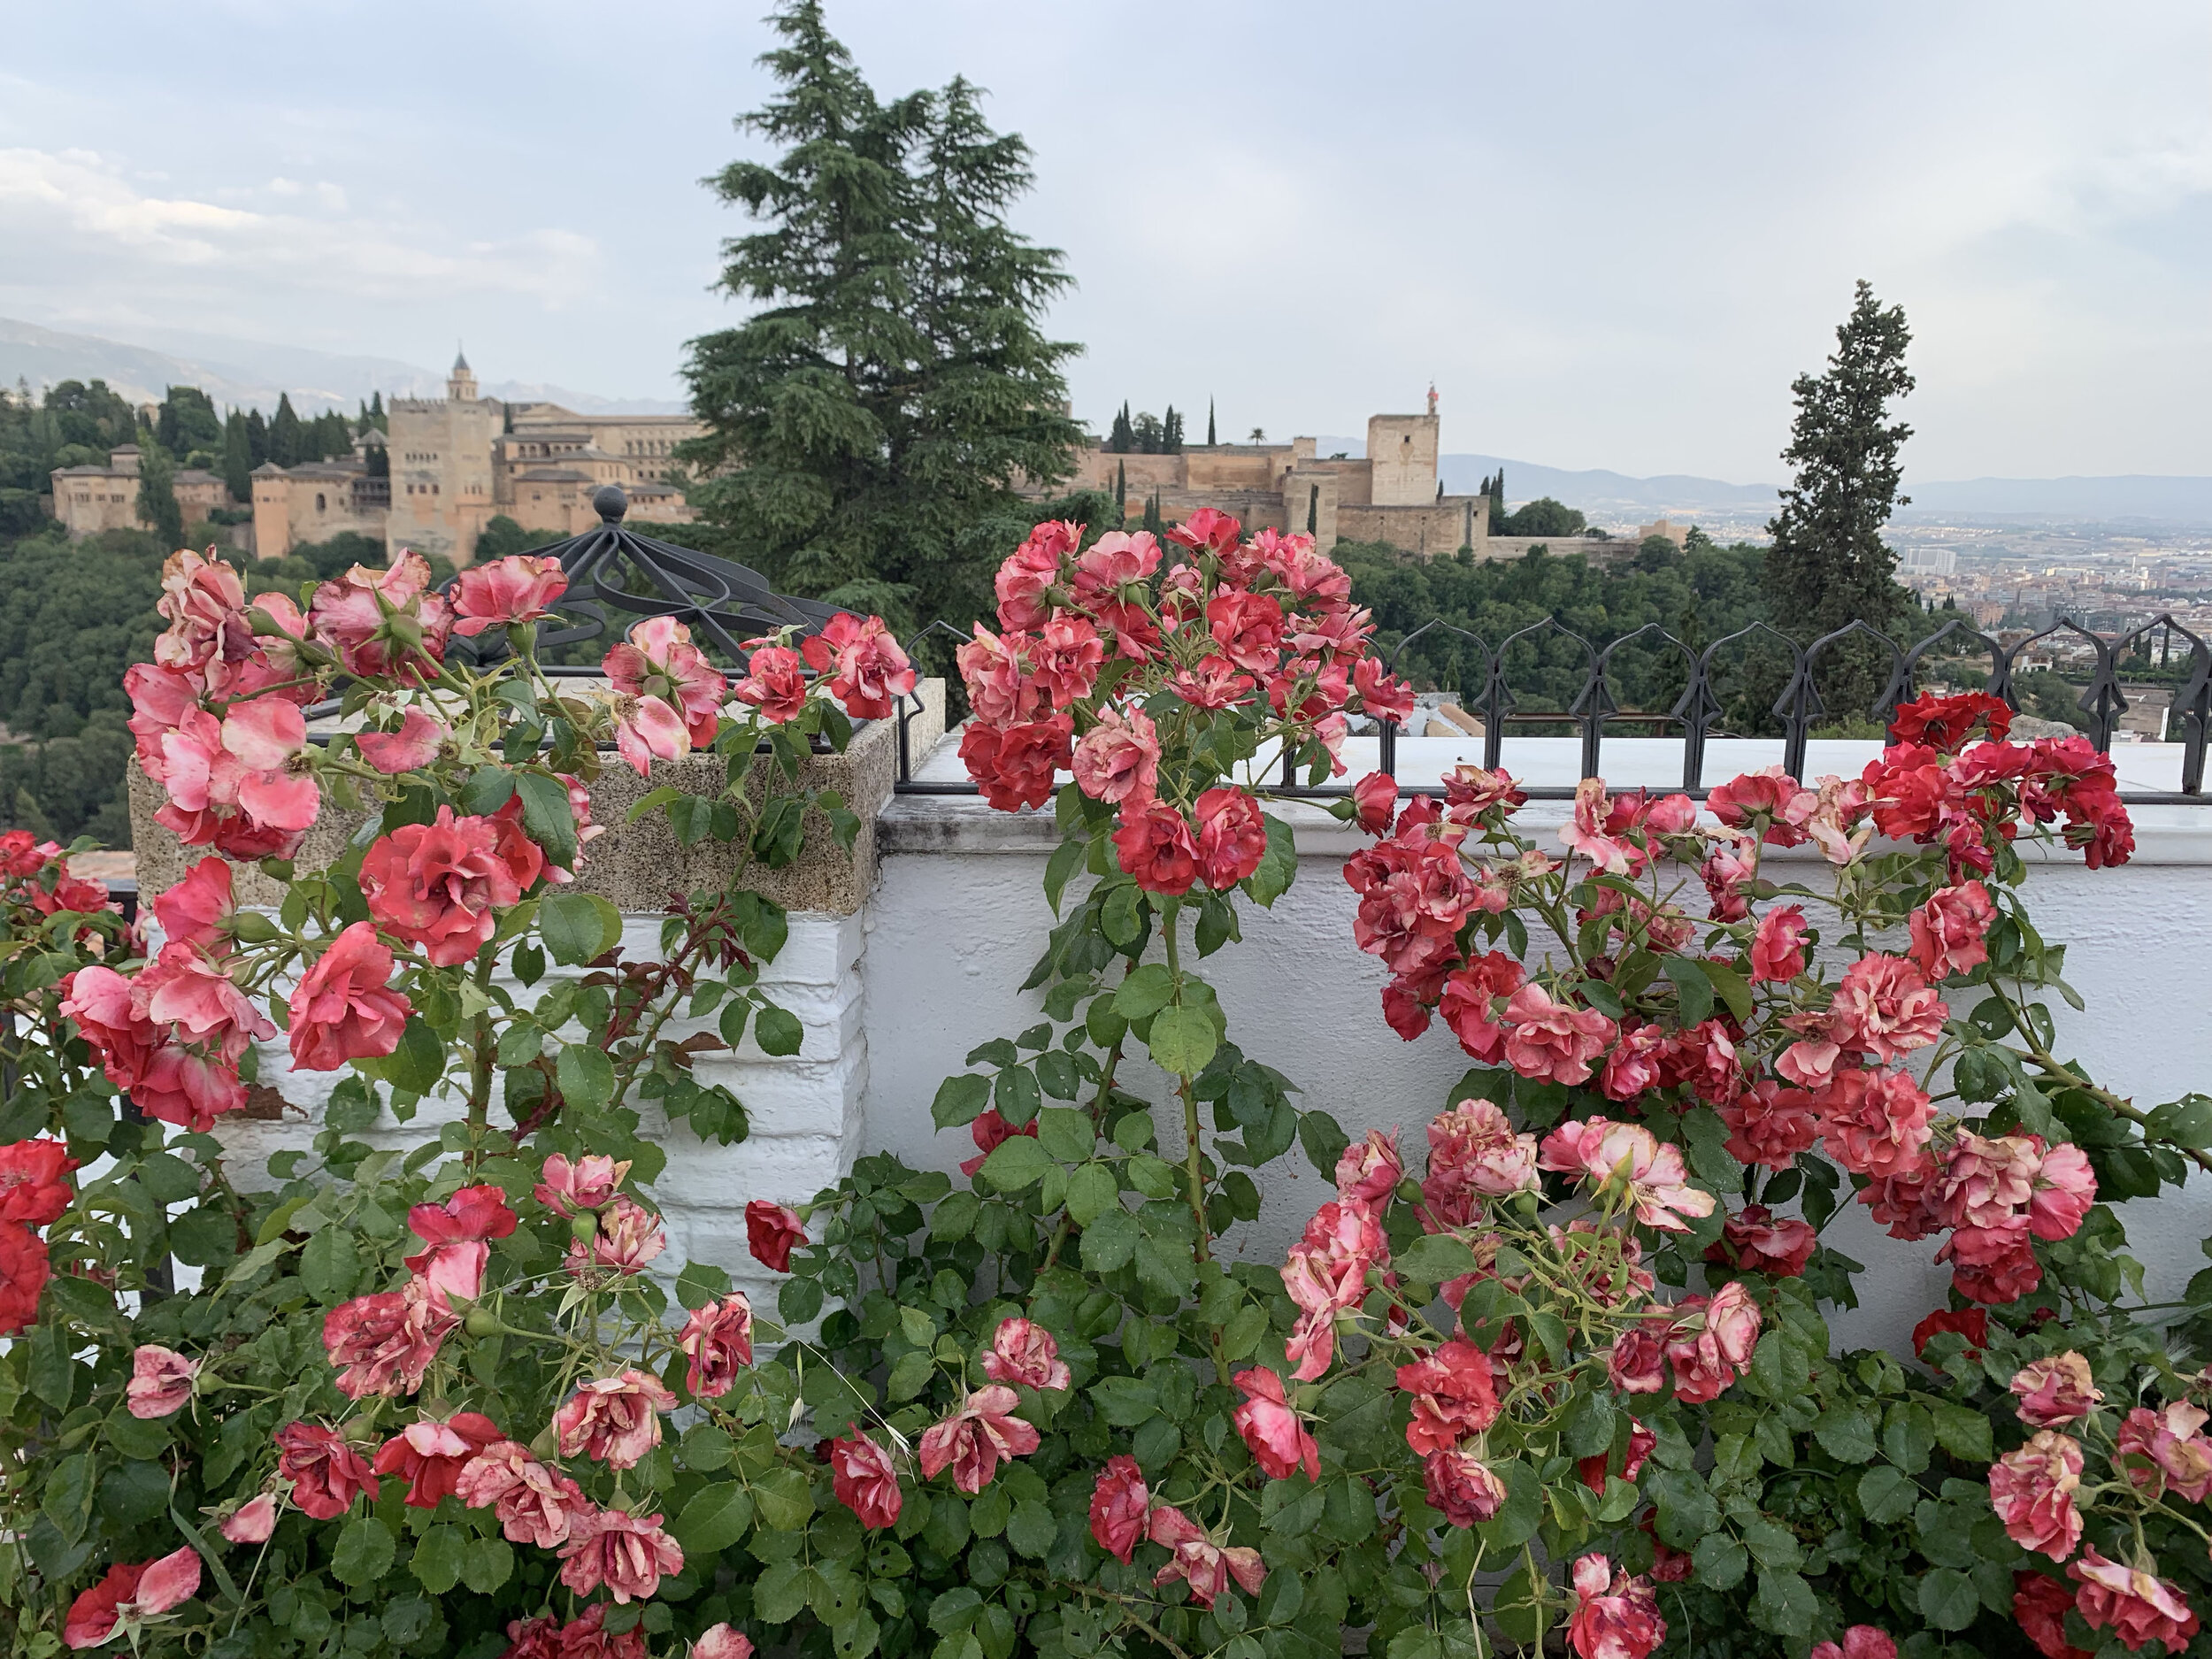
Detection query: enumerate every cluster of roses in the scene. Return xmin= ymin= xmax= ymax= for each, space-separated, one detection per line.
xmin=955 ymin=511 xmax=1411 ymax=895
xmin=0 ymin=1136 xmax=77 ymax=1334
xmin=749 ymin=1196 xmax=1286 ymax=1613
xmin=1986 ymin=1350 xmax=2208 ymax=1655
xmin=1344 ymin=693 xmax=2128 ymax=1311
xmin=1274 ymin=1096 xmax=1800 ymax=1658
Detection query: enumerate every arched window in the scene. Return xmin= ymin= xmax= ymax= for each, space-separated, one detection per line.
xmin=316 ymin=493 xmax=326 ymax=512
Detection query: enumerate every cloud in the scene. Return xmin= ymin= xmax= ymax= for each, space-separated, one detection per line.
xmin=0 ymin=148 xmax=599 ymax=306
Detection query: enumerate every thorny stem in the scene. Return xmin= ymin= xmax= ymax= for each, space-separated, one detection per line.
xmin=1067 ymin=1585 xmax=1194 ymax=1659
xmin=464 ymin=951 xmax=498 ymax=1165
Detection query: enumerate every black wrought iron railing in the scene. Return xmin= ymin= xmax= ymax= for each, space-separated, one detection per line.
xmin=889 ymin=612 xmax=2212 ymax=807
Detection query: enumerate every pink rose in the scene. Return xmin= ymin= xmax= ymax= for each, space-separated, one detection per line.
xmin=1814 ymin=1068 xmax=1935 ymax=1179
xmin=372 ymin=1411 xmax=503 ymax=1509
xmin=288 ymin=921 xmax=411 ymax=1072
xmin=1195 ymin=786 xmax=1268 ymax=892
xmin=1829 ymin=954 xmax=1948 ymax=1061
xmin=693 ymin=1627 xmax=755 ymax=1659
xmin=1424 ymin=1447 xmax=1509 ymax=1526
xmin=1809 ymin=1628 xmax=1898 ymax=1659
xmin=829 ymin=1433 xmax=902 ymax=1530
xmin=150 ymin=856 xmax=234 ymax=952
xmin=1088 ymin=1455 xmax=1149 ymax=1563
xmin=1231 ymin=1367 xmax=1320 ymax=1481
xmin=1022 ymin=614 xmax=1102 ymax=710
xmin=2068 ymin=1546 xmax=2200 ymax=1653
xmin=1718 ymin=1080 xmax=1819 ymax=1171
xmin=2010 ymin=1353 xmax=2103 ymax=1428
xmin=453 ymin=555 xmax=568 ymax=635
xmin=1334 ymin=1129 xmax=1403 ymax=1210
xmin=2116 ymin=1401 xmax=2212 ymax=1503
xmin=356 ymin=708 xmax=449 ymax=774
xmin=1749 ymin=905 xmax=1809 ymax=982
xmin=732 ymin=642 xmax=809 ymax=725
xmin=801 ymin=612 xmax=917 ymax=720
xmin=1989 ymin=1430 xmax=2085 ymax=1560
xmin=1421 ymin=1098 xmax=1539 ymax=1225
xmin=534 ymin=1153 xmax=630 ymax=1216
xmin=1538 ymin=1118 xmax=1716 ymax=1232
xmin=125 ymin=1345 xmax=198 ymax=1418
xmin=1350 ymin=770 xmax=1398 ymax=834
xmin=995 ymin=522 xmax=1073 ymax=631
xmin=557 ymin=1506 xmax=683 ymax=1604
xmin=455 ymin=1440 xmax=589 ymax=1548
xmin=1147 ymin=1505 xmax=1265 ymax=1608
xmin=308 ymin=550 xmax=453 ymax=681
xmin=1663 ymin=1283 xmax=1761 ymax=1404
xmin=1395 ymin=1340 xmax=1502 ymax=1454
xmin=323 ymin=1280 xmax=459 ymax=1398
xmin=1607 ymin=1320 xmax=1670 ymax=1395
xmin=1909 ymin=879 xmax=1995 ymax=979
xmin=1112 ymin=802 xmax=1199 ymax=896
xmin=1070 ymin=706 xmax=1159 ymax=806
xmin=565 ymin=1194 xmax=666 ymax=1279
xmin=1566 ymin=1553 xmax=1666 ymax=1659
xmin=1500 ymin=984 xmax=1617 ymax=1087
xmin=219 ymin=1494 xmax=278 ymax=1544
xmin=1705 ymin=1205 xmax=1816 ymax=1277
xmin=678 ymin=1293 xmax=755 ymax=1399
xmin=555 ymin=1370 xmax=677 ymax=1469
xmin=2029 ymin=1143 xmax=2098 ymax=1241
xmin=917 ymin=1386 xmax=1040 ymax=1494
xmin=604 ymin=616 xmax=725 ymax=748
xmin=959 ymin=716 xmax=1070 ymax=812
xmin=980 ymin=1317 xmax=1071 ymax=1393
xmin=1705 ymin=767 xmax=1816 ymax=846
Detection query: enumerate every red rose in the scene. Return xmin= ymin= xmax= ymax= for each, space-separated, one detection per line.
xmin=2067 ymin=1546 xmax=2199 ymax=1653
xmin=373 ymin=1411 xmax=503 ymax=1508
xmin=1230 ymin=1367 xmax=1319 ymax=1481
xmin=323 ymin=1280 xmax=460 ymax=1398
xmin=1394 ymin=1340 xmax=1501 ymax=1454
xmin=1566 ymin=1554 xmax=1665 ymax=1659
xmin=917 ymin=1386 xmax=1040 ymax=1494
xmin=1350 ymin=771 xmax=1398 ymax=835
xmin=288 ymin=922 xmax=411 ymax=1072
xmin=1890 ymin=690 xmax=2012 ymax=750
xmin=2014 ymin=1571 xmax=2093 ymax=1659
xmin=1909 ymin=1306 xmax=1987 ymax=1362
xmin=0 ymin=1221 xmax=50 ymax=1334
xmin=1424 ymin=1446 xmax=1509 ymax=1526
xmin=959 ymin=1109 xmax=1038 ymax=1179
xmin=362 ymin=808 xmax=526 ymax=967
xmin=745 ymin=1201 xmax=805 ymax=1271
xmin=0 ymin=1138 xmax=76 ymax=1226
xmin=1112 ymin=802 xmax=1199 ymax=895
xmin=275 ymin=1420 xmax=380 ymax=1519
xmin=63 ymin=1548 xmax=200 ymax=1650
xmin=829 ymin=1433 xmax=902 ymax=1530
xmin=1749 ymin=904 xmax=1809 ymax=982
xmin=455 ymin=1440 xmax=589 ymax=1549
xmin=959 ymin=716 xmax=1071 ymax=812
xmin=557 ymin=1507 xmax=683 ymax=1604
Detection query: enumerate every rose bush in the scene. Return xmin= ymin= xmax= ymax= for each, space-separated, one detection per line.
xmin=3 ymin=525 xmax=2211 ymax=1659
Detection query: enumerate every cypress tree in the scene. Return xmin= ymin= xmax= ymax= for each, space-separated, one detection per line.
xmin=135 ymin=437 xmax=185 ymax=548
xmin=1108 ymin=403 xmax=1133 ymax=454
xmin=1163 ymin=405 xmax=1182 ymax=454
xmin=369 ymin=391 xmax=386 ymax=431
xmin=1142 ymin=491 xmax=1162 ymax=536
xmin=1763 ymin=279 xmax=1916 ymax=717
xmin=1206 ymin=399 xmax=1216 ymax=447
xmin=222 ymin=411 xmax=253 ymax=504
xmin=245 ymin=408 xmax=269 ymax=467
xmin=268 ymin=394 xmax=303 ymax=468
xmin=682 ymin=0 xmax=1081 ymax=626
xmin=1115 ymin=459 xmax=1126 ymax=517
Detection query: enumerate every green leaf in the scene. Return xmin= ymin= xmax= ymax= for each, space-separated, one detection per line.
xmin=1927 ymin=1401 xmax=1993 ymax=1462
xmin=932 ymin=1074 xmax=991 ymax=1131
xmin=1089 ymin=1376 xmax=1158 ymax=1427
xmin=1246 ymin=815 xmax=1297 ymax=907
xmin=1394 ymin=1233 xmax=1478 ymax=1285
xmin=979 ymin=1136 xmax=1051 ymax=1191
xmin=1916 ymin=1568 xmax=1980 ymax=1631
xmin=1035 ymin=1107 xmax=1093 ymax=1164
xmin=299 ymin=1227 xmax=360 ymax=1305
xmin=674 ymin=1482 xmax=756 ymax=1554
xmin=1750 ymin=1571 xmax=1815 ymax=1639
xmin=1680 ymin=1107 xmax=1743 ymax=1194
xmin=410 ymin=1524 xmax=465 ymax=1594
xmin=1113 ymin=964 xmax=1177 ymax=1020
xmin=754 ymin=1005 xmax=804 ymax=1057
xmin=369 ymin=1018 xmax=445 ymax=1094
xmin=752 ymin=1466 xmax=814 ymax=1530
xmin=1299 ymin=1110 xmax=1349 ymax=1178
xmin=460 ymin=1537 xmax=513 ymax=1594
xmin=1079 ymin=1208 xmax=1138 ymax=1271
xmin=1811 ymin=1402 xmax=1879 ymax=1463
xmin=541 ymin=888 xmax=621 ymax=965
xmin=1064 ymin=1163 xmax=1118 ymax=1226
xmin=1701 ymin=957 xmax=1755 ymax=1023
xmin=1692 ymin=1533 xmax=1747 ymax=1591
xmin=1663 ymin=956 xmax=1715 ymax=1026
xmin=332 ymin=1517 xmax=396 ymax=1587
xmin=557 ymin=1044 xmax=616 ymax=1111
xmin=1147 ymin=1004 xmax=1217 ymax=1077
xmin=1005 ymin=1501 xmax=1056 ymax=1559
xmin=1856 ymin=1464 xmax=1916 ymax=1524
xmin=1043 ymin=838 xmax=1086 ymax=916
xmin=515 ymin=771 xmax=579 ymax=868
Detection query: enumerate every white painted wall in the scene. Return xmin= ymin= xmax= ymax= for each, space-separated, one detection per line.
xmin=860 ymin=737 xmax=2212 ymax=1357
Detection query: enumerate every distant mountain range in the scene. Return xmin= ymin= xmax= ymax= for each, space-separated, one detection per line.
xmin=0 ymin=317 xmax=687 ymax=418
xmin=1319 ymin=438 xmax=2212 ymax=529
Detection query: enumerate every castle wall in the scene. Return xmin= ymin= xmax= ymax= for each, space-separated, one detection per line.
xmin=388 ymin=390 xmax=497 ymax=565
xmin=1338 ymin=495 xmax=1488 ymax=558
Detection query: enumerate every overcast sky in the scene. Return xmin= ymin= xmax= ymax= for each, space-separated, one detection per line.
xmin=2 ymin=1 xmax=2207 ymax=483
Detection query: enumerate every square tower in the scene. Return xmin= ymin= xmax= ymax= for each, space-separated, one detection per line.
xmin=386 ymin=350 xmax=498 ymax=565
xmin=1365 ymin=411 xmax=1440 ymax=508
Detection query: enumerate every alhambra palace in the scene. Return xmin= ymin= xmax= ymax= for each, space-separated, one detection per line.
xmin=48 ymin=367 xmax=1598 ymax=565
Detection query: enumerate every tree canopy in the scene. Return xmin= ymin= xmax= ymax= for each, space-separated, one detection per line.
xmin=680 ymin=0 xmax=1083 ymax=632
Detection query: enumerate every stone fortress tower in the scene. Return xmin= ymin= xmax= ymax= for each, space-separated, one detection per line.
xmin=384 ymin=351 xmax=500 ymax=566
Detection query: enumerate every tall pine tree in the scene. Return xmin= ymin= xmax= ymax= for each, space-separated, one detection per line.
xmin=135 ymin=437 xmax=184 ymax=548
xmin=680 ymin=1 xmax=1082 ymax=628
xmin=1763 ymin=280 xmax=1916 ymax=718
xmin=267 ymin=394 xmax=303 ymax=468
xmin=1205 ymin=398 xmax=1216 ymax=447
xmin=221 ymin=411 xmax=253 ymax=503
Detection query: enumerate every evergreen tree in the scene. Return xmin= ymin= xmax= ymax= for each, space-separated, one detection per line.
xmin=1206 ymin=399 xmax=1216 ymax=447
xmin=154 ymin=387 xmax=221 ymax=458
xmin=1132 ymin=411 xmax=1164 ymax=454
xmin=1163 ymin=405 xmax=1182 ymax=454
xmin=221 ymin=412 xmax=253 ymax=504
xmin=1763 ymin=279 xmax=1916 ymax=718
xmin=245 ymin=409 xmax=269 ymax=467
xmin=1141 ymin=491 xmax=1162 ymax=536
xmin=134 ymin=438 xmax=185 ymax=548
xmin=1108 ymin=403 xmax=1133 ymax=455
xmin=369 ymin=391 xmax=387 ymax=432
xmin=268 ymin=394 xmax=303 ymax=468
xmin=1114 ymin=459 xmax=1126 ymax=517
xmin=680 ymin=0 xmax=1082 ymax=628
